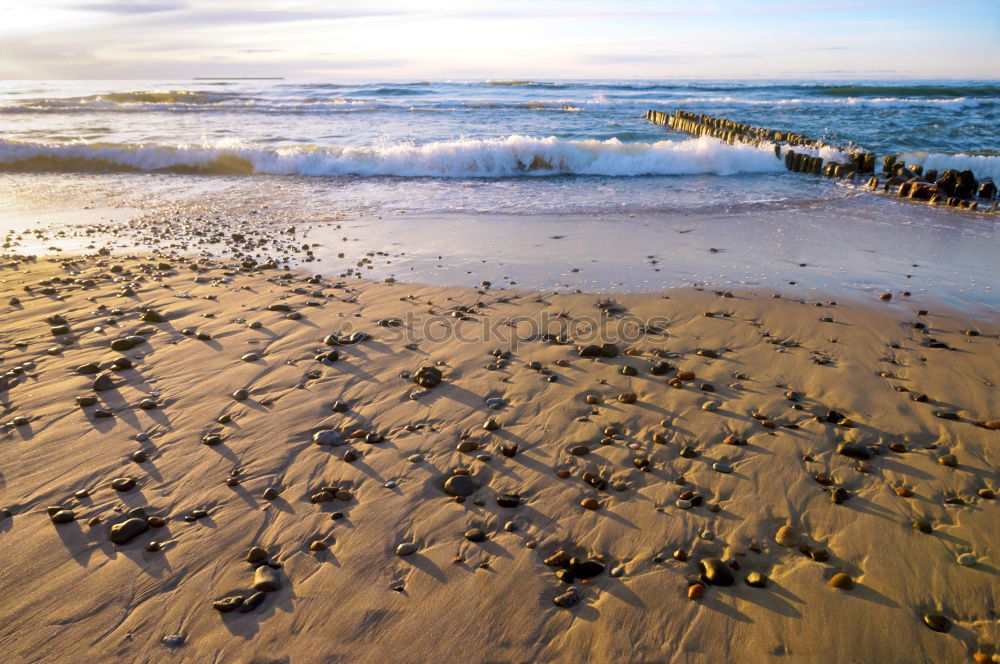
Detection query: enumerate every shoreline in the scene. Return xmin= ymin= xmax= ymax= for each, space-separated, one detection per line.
xmin=0 ymin=251 xmax=997 ymax=662
xmin=1 ymin=178 xmax=995 ymax=313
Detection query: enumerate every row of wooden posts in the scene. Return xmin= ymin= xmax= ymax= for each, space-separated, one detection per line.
xmin=645 ymin=109 xmax=876 ymax=177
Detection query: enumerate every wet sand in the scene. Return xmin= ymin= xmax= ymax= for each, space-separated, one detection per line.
xmin=0 ymin=249 xmax=998 ymax=663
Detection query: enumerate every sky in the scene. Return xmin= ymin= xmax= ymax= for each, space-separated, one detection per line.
xmin=1 ymin=0 xmax=998 ymax=79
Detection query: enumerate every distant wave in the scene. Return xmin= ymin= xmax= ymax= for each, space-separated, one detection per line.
xmin=0 ymin=135 xmax=788 ymax=177
xmin=817 ymin=85 xmax=1000 ymax=98
xmin=4 ymin=93 xmax=993 ymax=115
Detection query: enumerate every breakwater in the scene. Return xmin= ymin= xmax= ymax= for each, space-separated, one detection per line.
xmin=646 ymin=109 xmax=996 ymax=212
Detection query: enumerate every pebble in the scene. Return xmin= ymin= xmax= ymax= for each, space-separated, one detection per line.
xmin=712 ymin=461 xmax=732 ymax=474
xmin=745 ymin=572 xmax=768 ymax=588
xmin=313 ymin=430 xmax=344 ymax=446
xmin=937 ymin=454 xmax=957 ymax=467
xmin=553 ymin=588 xmax=580 ymax=608
xmin=396 ymin=542 xmax=418 ymax=556
xmin=50 ymin=509 xmax=76 ymax=524
xmin=828 ymin=572 xmax=854 ymax=589
xmin=775 ymin=525 xmax=799 ymax=547
xmin=957 ymin=553 xmax=977 ymax=567
xmin=702 ymin=401 xmax=719 ymax=412
xmin=109 ymin=517 xmax=149 ymax=544
xmin=580 ymin=498 xmax=600 ymax=510
xmin=687 ymin=583 xmax=705 ymax=600
xmin=923 ymin=613 xmax=951 ymax=633
xmin=111 ymin=477 xmax=136 ymax=492
xmin=253 ymin=566 xmax=281 ymax=592
xmin=699 ymin=558 xmax=734 ymax=586
xmin=837 ymin=442 xmax=871 ymax=459
xmin=464 ymin=528 xmax=487 ymax=542
xmin=443 ymin=475 xmax=476 ymax=497
xmin=239 ymin=591 xmax=267 ymax=613
xmin=213 ymin=596 xmax=244 ymax=613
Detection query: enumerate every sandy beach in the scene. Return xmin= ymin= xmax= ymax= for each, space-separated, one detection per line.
xmin=1 ymin=248 xmax=997 ymax=663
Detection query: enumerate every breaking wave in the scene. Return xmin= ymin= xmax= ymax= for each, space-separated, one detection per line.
xmin=0 ymin=135 xmax=787 ymax=177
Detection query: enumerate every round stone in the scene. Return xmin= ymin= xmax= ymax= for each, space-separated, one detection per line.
xmin=580 ymin=498 xmax=600 ymax=510
xmin=312 ymin=430 xmax=343 ymax=446
xmin=443 ymin=475 xmax=476 ymax=497
xmin=775 ymin=525 xmax=799 ymax=547
xmin=396 ymin=542 xmax=418 ymax=556
xmin=828 ymin=572 xmax=854 ymax=590
xmin=698 ymin=558 xmax=734 ymax=586
xmin=957 ymin=553 xmax=977 ymax=567
xmin=246 ymin=546 xmax=268 ymax=564
xmin=923 ymin=613 xmax=951 ymax=633
xmin=938 ymin=454 xmax=957 ymax=467
xmin=253 ymin=566 xmax=280 ymax=592
xmin=464 ymin=528 xmax=487 ymax=542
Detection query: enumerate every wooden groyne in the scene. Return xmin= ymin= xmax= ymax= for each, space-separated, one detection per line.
xmin=645 ymin=109 xmax=996 ymax=212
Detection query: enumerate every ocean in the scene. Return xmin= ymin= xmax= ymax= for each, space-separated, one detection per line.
xmin=0 ymin=79 xmax=996 ymax=306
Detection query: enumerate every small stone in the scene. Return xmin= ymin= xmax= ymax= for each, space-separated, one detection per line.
xmin=938 ymin=454 xmax=957 ymax=467
xmin=313 ymin=430 xmax=344 ymax=446
xmin=51 ymin=509 xmax=75 ymax=524
xmin=828 ymin=573 xmax=854 ymax=589
xmin=580 ymin=498 xmax=600 ymax=510
xmin=699 ymin=558 xmax=734 ymax=585
xmin=396 ymin=542 xmax=418 ymax=556
xmin=111 ymin=477 xmax=136 ymax=492
xmin=702 ymin=401 xmax=718 ymax=412
xmin=464 ymin=528 xmax=487 ymax=542
xmin=310 ymin=540 xmax=327 ymax=552
xmin=775 ymin=526 xmax=799 ymax=547
xmin=712 ymin=461 xmax=732 ymax=474
xmin=745 ymin=572 xmax=768 ymax=588
xmin=443 ymin=475 xmax=476 ymax=497
xmin=262 ymin=487 xmax=279 ymax=500
xmin=109 ymin=517 xmax=149 ymax=544
xmin=213 ymin=596 xmax=244 ymax=613
xmin=241 ymin=352 xmax=261 ymax=362
xmin=553 ymin=588 xmax=580 ymax=608
xmin=238 ymin=591 xmax=267 ymax=613
xmin=837 ymin=442 xmax=871 ymax=459
xmin=92 ymin=373 xmax=114 ymax=391
xmin=687 ymin=583 xmax=705 ymax=600
xmin=568 ymin=445 xmax=590 ymax=456
xmin=923 ymin=613 xmax=951 ymax=633
xmin=913 ymin=519 xmax=933 ymax=534
xmin=414 ymin=366 xmax=442 ymax=388
xmin=253 ymin=565 xmax=281 ymax=592
xmin=957 ymin=553 xmax=977 ymax=567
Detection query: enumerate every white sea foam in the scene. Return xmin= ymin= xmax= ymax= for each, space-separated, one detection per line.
xmin=0 ymin=135 xmax=787 ymax=177
xmin=899 ymin=151 xmax=1000 ymax=182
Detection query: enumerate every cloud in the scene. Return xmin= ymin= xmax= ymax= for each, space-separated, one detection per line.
xmin=75 ymin=0 xmax=186 ymax=14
